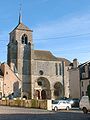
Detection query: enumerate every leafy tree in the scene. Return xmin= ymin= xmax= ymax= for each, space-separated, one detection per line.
xmin=87 ymin=84 xmax=90 ymax=100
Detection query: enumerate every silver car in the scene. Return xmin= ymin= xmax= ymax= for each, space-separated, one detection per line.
xmin=52 ymin=100 xmax=71 ymax=111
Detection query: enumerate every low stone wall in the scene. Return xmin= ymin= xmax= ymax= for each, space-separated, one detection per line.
xmin=0 ymin=99 xmax=47 ymax=109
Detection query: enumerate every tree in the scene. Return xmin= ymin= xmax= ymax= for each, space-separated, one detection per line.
xmin=87 ymin=84 xmax=90 ymax=100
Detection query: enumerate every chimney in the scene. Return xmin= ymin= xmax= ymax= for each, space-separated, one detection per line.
xmin=73 ymin=59 xmax=79 ymax=68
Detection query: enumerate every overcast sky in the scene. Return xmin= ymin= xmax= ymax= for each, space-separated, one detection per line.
xmin=0 ymin=0 xmax=90 ymax=63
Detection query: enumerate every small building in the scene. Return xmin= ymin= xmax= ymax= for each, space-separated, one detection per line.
xmin=0 ymin=63 xmax=21 ymax=98
xmin=68 ymin=59 xmax=90 ymax=99
xmin=0 ymin=63 xmax=4 ymax=98
xmin=68 ymin=59 xmax=80 ymax=98
xmin=79 ymin=61 xmax=90 ymax=97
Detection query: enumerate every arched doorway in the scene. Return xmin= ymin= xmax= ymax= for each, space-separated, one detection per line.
xmin=36 ymin=77 xmax=51 ymax=99
xmin=23 ymin=95 xmax=27 ymax=99
xmin=35 ymin=90 xmax=40 ymax=99
xmin=41 ymin=90 xmax=46 ymax=99
xmin=54 ymin=82 xmax=63 ymax=99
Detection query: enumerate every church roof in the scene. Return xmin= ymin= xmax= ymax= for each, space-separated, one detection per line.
xmin=34 ymin=50 xmax=71 ymax=66
xmin=34 ymin=50 xmax=57 ymax=61
xmin=57 ymin=57 xmax=71 ymax=66
xmin=10 ymin=22 xmax=33 ymax=33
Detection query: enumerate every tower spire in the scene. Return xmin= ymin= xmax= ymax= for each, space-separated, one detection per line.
xmin=19 ymin=3 xmax=22 ymax=24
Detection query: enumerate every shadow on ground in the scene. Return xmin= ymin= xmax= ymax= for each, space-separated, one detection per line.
xmin=0 ymin=112 xmax=90 ymax=120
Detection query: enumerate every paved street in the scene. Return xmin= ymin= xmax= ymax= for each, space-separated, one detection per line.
xmin=0 ymin=106 xmax=90 ymax=120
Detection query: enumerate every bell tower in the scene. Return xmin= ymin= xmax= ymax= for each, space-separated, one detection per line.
xmin=7 ymin=14 xmax=33 ymax=98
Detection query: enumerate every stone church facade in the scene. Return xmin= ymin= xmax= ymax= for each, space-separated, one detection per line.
xmin=7 ymin=19 xmax=71 ymax=100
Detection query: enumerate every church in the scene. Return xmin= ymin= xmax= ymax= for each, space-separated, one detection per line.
xmin=0 ymin=15 xmax=73 ymax=100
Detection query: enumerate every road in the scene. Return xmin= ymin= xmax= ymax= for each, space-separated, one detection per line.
xmin=0 ymin=106 xmax=90 ymax=120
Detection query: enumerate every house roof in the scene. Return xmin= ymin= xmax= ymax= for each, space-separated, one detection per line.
xmin=34 ymin=50 xmax=71 ymax=66
xmin=79 ymin=60 xmax=90 ymax=68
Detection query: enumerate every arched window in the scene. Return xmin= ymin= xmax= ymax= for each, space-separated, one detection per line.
xmin=21 ymin=34 xmax=28 ymax=44
xmin=55 ymin=63 xmax=58 ymax=75
xmin=54 ymin=82 xmax=63 ymax=98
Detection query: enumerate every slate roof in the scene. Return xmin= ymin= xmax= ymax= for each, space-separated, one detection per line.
xmin=34 ymin=50 xmax=71 ymax=66
xmin=10 ymin=22 xmax=33 ymax=33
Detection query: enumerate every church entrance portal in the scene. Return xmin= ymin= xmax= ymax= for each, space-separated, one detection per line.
xmin=35 ymin=77 xmax=51 ymax=99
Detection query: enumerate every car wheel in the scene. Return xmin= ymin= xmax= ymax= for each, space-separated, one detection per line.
xmin=83 ymin=107 xmax=88 ymax=114
xmin=54 ymin=106 xmax=58 ymax=112
xmin=66 ymin=106 xmax=69 ymax=110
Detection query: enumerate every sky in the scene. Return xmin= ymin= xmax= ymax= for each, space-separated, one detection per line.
xmin=0 ymin=0 xmax=90 ymax=64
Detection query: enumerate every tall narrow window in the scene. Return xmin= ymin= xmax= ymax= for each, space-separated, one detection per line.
xmin=82 ymin=91 xmax=84 ymax=96
xmin=59 ymin=63 xmax=62 ymax=75
xmin=81 ymin=81 xmax=83 ymax=87
xmin=55 ymin=63 xmax=58 ymax=75
xmin=85 ymin=65 xmax=89 ymax=78
xmin=21 ymin=34 xmax=28 ymax=44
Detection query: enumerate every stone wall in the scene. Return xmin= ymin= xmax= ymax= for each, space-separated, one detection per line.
xmin=0 ymin=99 xmax=47 ymax=109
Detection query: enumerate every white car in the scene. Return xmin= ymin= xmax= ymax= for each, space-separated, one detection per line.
xmin=52 ymin=100 xmax=71 ymax=111
xmin=79 ymin=96 xmax=90 ymax=114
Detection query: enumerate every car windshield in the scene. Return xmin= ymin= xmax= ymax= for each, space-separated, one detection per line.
xmin=56 ymin=97 xmax=68 ymax=100
xmin=52 ymin=100 xmax=59 ymax=104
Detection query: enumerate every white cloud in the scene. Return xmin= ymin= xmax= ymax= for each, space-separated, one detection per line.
xmin=33 ymin=13 xmax=90 ymax=42
xmin=32 ymin=13 xmax=90 ymax=63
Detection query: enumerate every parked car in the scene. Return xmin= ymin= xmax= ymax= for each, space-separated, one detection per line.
xmin=79 ymin=96 xmax=90 ymax=114
xmin=67 ymin=98 xmax=80 ymax=107
xmin=52 ymin=100 xmax=71 ymax=111
xmin=56 ymin=97 xmax=80 ymax=107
